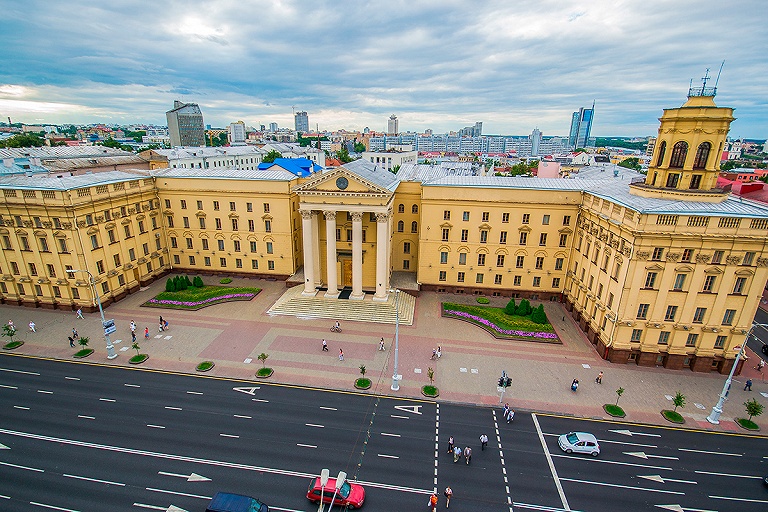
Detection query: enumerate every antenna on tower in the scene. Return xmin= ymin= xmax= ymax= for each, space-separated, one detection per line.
xmin=292 ymin=106 xmax=296 ymax=115
xmin=714 ymin=60 xmax=725 ymax=88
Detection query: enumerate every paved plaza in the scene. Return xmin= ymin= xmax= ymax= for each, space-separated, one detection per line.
xmin=2 ymin=275 xmax=767 ymax=434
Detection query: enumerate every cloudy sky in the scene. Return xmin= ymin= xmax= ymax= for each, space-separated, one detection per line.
xmin=1 ymin=0 xmax=765 ymax=138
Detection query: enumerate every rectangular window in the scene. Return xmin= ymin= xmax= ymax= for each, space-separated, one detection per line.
xmin=186 ymin=238 xmax=193 ymax=249
xmin=514 ymin=275 xmax=522 ymax=286
xmin=563 ymin=215 xmax=571 ymax=226
xmin=197 ymin=200 xmax=203 ymax=210
xmin=229 ymin=201 xmax=236 ymax=211
xmin=189 ymin=256 xmax=196 ymax=265
xmin=217 ymin=240 xmax=225 ymax=251
xmin=607 ymin=292 xmax=614 ymax=309
xmin=637 ymin=303 xmax=649 ymax=319
xmin=170 ymin=237 xmax=177 ymax=249
xmin=204 ymin=257 xmax=211 ymax=266
xmin=52 ymin=286 xmax=60 ymax=298
xmin=2 ymin=235 xmax=11 ymax=250
xmin=589 ymin=275 xmax=594 ymax=290
xmin=476 ymin=273 xmax=484 ymax=284
xmin=101 ymin=282 xmax=109 ymax=294
xmin=743 ymin=252 xmax=755 ymax=266
xmin=681 ymin=248 xmax=693 ymax=262
xmin=535 ymin=257 xmax=544 ymax=270
xmin=658 ymin=331 xmax=670 ymax=345
xmin=612 ymin=261 xmax=621 ymax=280
xmin=522 ymin=213 xmax=530 ymax=224
xmin=441 ymin=228 xmax=449 ymax=242
xmin=672 ymin=273 xmax=686 ymax=290
xmin=251 ymin=259 xmax=258 ymax=269
xmin=403 ymin=259 xmax=410 ymax=270
xmin=597 ymin=283 xmax=603 ymax=299
xmin=403 ymin=242 xmax=411 ymax=254
xmin=477 ymin=254 xmax=486 ymax=266
xmin=722 ymin=309 xmax=736 ymax=325
xmin=539 ymin=233 xmax=547 ymax=246
xmin=443 ymin=210 xmax=451 ymax=220
xmin=180 ymin=200 xmax=187 ymax=209
xmin=495 ymin=275 xmax=503 ymax=285
xmin=542 ymin=215 xmax=550 ymax=225
xmin=107 ymin=230 xmax=116 ymax=244
xmin=247 ymin=241 xmax=256 ymax=252
xmin=266 ymin=242 xmax=273 ymax=254
xmin=231 ymin=219 xmax=238 ymax=231
xmin=714 ymin=335 xmax=727 ymax=349
xmin=631 ymin=329 xmax=642 ymax=342
xmin=552 ymin=277 xmax=561 ymax=288
xmin=652 ymin=247 xmax=664 ymax=261
xmin=117 ymin=274 xmax=125 ymax=287
xmin=71 ymin=287 xmax=79 ymax=299
xmin=10 ymin=261 xmax=19 ymax=275
xmin=516 ymin=255 xmax=524 ymax=268
xmin=263 ymin=203 xmax=270 ymax=213
xmin=644 ymin=272 xmax=657 ymax=289
xmin=213 ymin=201 xmax=220 ymax=211
xmin=113 ymin=254 xmax=121 ymax=267
xmin=555 ymin=257 xmax=564 ymax=271
xmin=166 ymin=216 xmax=174 ymax=228
xmin=182 ymin=216 xmax=190 ymax=228
xmin=693 ymin=307 xmax=706 ymax=323
xmin=220 ymin=258 xmax=227 ymax=267
xmin=202 ymin=239 xmax=209 ymax=250
xmin=461 ymin=229 xmax=468 ymax=242
xmin=480 ymin=230 xmax=488 ymax=243
xmin=28 ymin=263 xmax=38 ymax=276
xmin=496 ymin=255 xmax=505 ymax=267
xmin=215 ymin=218 xmax=222 ymax=230
xmin=138 ymin=220 xmax=145 ymax=233
xmin=199 ymin=218 xmax=206 ymax=229
xmin=733 ymin=277 xmax=746 ymax=294
xmin=173 ymin=255 xmax=180 ymax=264
xmin=458 ymin=253 xmax=466 ymax=265
xmin=39 ymin=237 xmax=49 ymax=252
xmin=142 ymin=243 xmax=149 ymax=255
xmin=129 ymin=248 xmax=136 ymax=261
xmin=519 ymin=232 xmax=527 ymax=245
xmin=532 ymin=276 xmax=540 ymax=287
xmin=559 ymin=234 xmax=567 ymax=247
xmin=264 ymin=220 xmax=272 ymax=233
xmin=703 ymin=275 xmax=716 ymax=292
xmin=47 ymin=264 xmax=56 ymax=278
xmin=499 ymin=231 xmax=507 ymax=244
xmin=685 ymin=333 xmax=699 ymax=347
xmin=457 ymin=272 xmax=464 ymax=283
xmin=246 ymin=202 xmax=253 ymax=212
xmin=440 ymin=251 xmax=448 ymax=264
xmin=20 ymin=236 xmax=30 ymax=251
xmin=712 ymin=250 xmax=724 ymax=264
xmin=664 ymin=305 xmax=678 ymax=321
xmin=482 ymin=212 xmax=489 ymax=222
xmin=90 ymin=234 xmax=99 ymax=250
xmin=501 ymin=213 xmax=509 ymax=223
xmin=462 ymin=211 xmax=470 ymax=221
xmin=439 ymin=271 xmax=446 ymax=281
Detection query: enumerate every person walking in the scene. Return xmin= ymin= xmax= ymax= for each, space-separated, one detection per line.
xmin=7 ymin=320 xmax=15 ymax=330
xmin=464 ymin=446 xmax=472 ymax=465
xmin=745 ymin=378 xmax=753 ymax=391
xmin=447 ymin=435 xmax=454 ymax=454
xmin=444 ymin=486 xmax=453 ymax=508
xmin=131 ymin=331 xmax=136 ymax=343
xmin=144 ymin=327 xmax=150 ymax=340
xmin=338 ymin=348 xmax=344 ymax=361
xmin=502 ymin=403 xmax=510 ymax=419
xmin=571 ymin=378 xmax=579 ymax=391
xmin=130 ymin=320 xmax=136 ymax=333
xmin=76 ymin=308 xmax=84 ymax=319
xmin=595 ymin=371 xmax=603 ymax=384
xmin=72 ymin=327 xmax=78 ymax=340
xmin=755 ymin=359 xmax=765 ymax=373
xmin=431 ymin=348 xmax=437 ymax=360
xmin=428 ymin=493 xmax=438 ymax=512
xmin=28 ymin=321 xmax=36 ymax=333
xmin=480 ymin=434 xmax=488 ymax=451
xmin=506 ymin=408 xmax=515 ymax=423
xmin=322 ymin=339 xmax=328 ymax=351
xmin=379 ymin=338 xmax=385 ymax=351
xmin=68 ymin=336 xmax=75 ymax=348
xmin=436 ymin=346 xmax=442 ymax=359
xmin=453 ymin=445 xmax=461 ymax=463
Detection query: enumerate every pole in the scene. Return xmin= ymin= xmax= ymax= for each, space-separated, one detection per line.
xmin=67 ymin=269 xmax=117 ymax=359
xmin=706 ymin=323 xmax=763 ymax=424
xmin=391 ymin=289 xmax=400 ymax=391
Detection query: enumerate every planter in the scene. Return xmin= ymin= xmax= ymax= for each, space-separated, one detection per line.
xmin=735 ymin=418 xmax=760 ymax=431
xmin=603 ymin=404 xmax=626 ymax=418
xmin=129 ymin=354 xmax=149 ymax=364
xmin=422 ymin=385 xmax=439 ymax=398
xmin=196 ymin=361 xmax=215 ymax=372
xmin=355 ymin=378 xmax=372 ymax=390
xmin=256 ymin=368 xmax=273 ymax=378
xmin=661 ymin=410 xmax=685 ymax=424
xmin=73 ymin=348 xmax=94 ymax=358
xmin=3 ymin=340 xmax=24 ymax=350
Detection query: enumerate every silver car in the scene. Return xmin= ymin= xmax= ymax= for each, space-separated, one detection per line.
xmin=558 ymin=431 xmax=600 ymax=456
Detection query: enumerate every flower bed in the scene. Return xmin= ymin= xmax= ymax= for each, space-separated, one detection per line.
xmin=442 ymin=303 xmax=559 ymax=342
xmin=142 ymin=286 xmax=261 ymax=310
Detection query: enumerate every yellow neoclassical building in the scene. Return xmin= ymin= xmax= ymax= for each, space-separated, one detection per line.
xmin=0 ymin=86 xmax=766 ymax=374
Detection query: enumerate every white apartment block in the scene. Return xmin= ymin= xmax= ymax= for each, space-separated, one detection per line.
xmin=362 ymin=149 xmax=418 ymax=172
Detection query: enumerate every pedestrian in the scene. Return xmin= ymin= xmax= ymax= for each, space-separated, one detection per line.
xmin=379 ymin=338 xmax=385 ymax=351
xmin=72 ymin=327 xmax=78 ymax=340
xmin=745 ymin=378 xmax=753 ymax=391
xmin=447 ymin=435 xmax=454 ymax=454
xmin=131 ymin=331 xmax=136 ymax=343
xmin=159 ymin=316 xmax=164 ymax=327
xmin=562 ymin=316 xmax=565 ymax=322
xmin=436 ymin=346 xmax=442 ymax=359
xmin=158 ymin=321 xmax=164 ymax=332
xmin=596 ymin=371 xmax=603 ymax=384
xmin=322 ymin=339 xmax=328 ymax=351
xmin=7 ymin=320 xmax=14 ymax=330
xmin=444 ymin=486 xmax=453 ymax=508
xmin=453 ymin=445 xmax=461 ymax=463
xmin=68 ymin=336 xmax=75 ymax=348
xmin=130 ymin=320 xmax=136 ymax=333
xmin=464 ymin=446 xmax=472 ymax=465
xmin=506 ymin=408 xmax=515 ymax=423
xmin=28 ymin=321 xmax=36 ymax=333
xmin=480 ymin=434 xmax=488 ymax=451
xmin=571 ymin=378 xmax=579 ymax=391
xmin=755 ymin=359 xmax=765 ymax=372
xmin=502 ymin=403 xmax=510 ymax=419
xmin=428 ymin=493 xmax=438 ymax=511
xmin=76 ymin=307 xmax=84 ymax=319
xmin=431 ymin=348 xmax=437 ymax=360
xmin=144 ymin=327 xmax=149 ymax=339
xmin=163 ymin=319 xmax=169 ymax=331
xmin=338 ymin=348 xmax=344 ymax=361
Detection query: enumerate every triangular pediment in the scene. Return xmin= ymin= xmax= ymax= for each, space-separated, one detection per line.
xmin=293 ymin=167 xmax=393 ymax=196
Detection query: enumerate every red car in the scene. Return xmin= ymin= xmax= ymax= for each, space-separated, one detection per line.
xmin=306 ymin=475 xmax=365 ymax=509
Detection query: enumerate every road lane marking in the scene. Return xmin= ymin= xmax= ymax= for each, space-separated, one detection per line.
xmin=608 ymin=429 xmax=661 ymax=437
xmin=655 ymin=505 xmax=715 ymax=512
xmin=220 ymin=434 xmax=239 ymax=438
xmin=305 ymin=423 xmax=324 ymax=428
xmin=63 ymin=473 xmax=125 ymax=486
xmin=13 ymin=405 xmax=29 ymax=410
xmin=77 ymin=415 xmax=95 ymax=420
xmin=599 ymin=439 xmax=658 ymax=449
xmin=390 ymin=415 xmax=409 ymax=419
xmin=559 ymin=478 xmax=684 ymax=495
xmin=147 ymin=425 xmax=165 ymax=429
xmin=133 ymin=504 xmax=167 ymax=511
xmin=624 ymin=451 xmax=679 ymax=460
xmin=551 ymin=454 xmax=673 ymax=471
xmin=125 ymin=384 xmax=140 ymax=388
xmin=638 ymin=475 xmax=697 ymax=485
xmin=99 ymin=398 xmax=116 ymax=402
xmin=186 ymin=391 xmax=203 ymax=395
xmin=378 ymin=454 xmax=399 ymax=459
xmin=381 ymin=432 xmax=401 ymax=437
xmin=297 ymin=443 xmax=317 ymax=449
xmin=165 ymin=406 xmax=182 ymax=411
xmin=709 ymin=495 xmax=768 ymax=504
xmin=146 ymin=487 xmax=210 ymax=500
xmin=393 ymin=405 xmax=422 ymax=415
xmin=158 ymin=471 xmax=211 ymax=482
xmin=679 ymin=448 xmax=742 ymax=457
xmin=37 ymin=390 xmax=53 ymax=394
xmin=0 ymin=460 xmax=44 ymax=472
xmin=319 ymin=406 xmax=337 ymax=411
xmin=532 ymin=413 xmax=570 ymax=511
xmin=0 ymin=368 xmax=39 ymax=375
xmin=695 ymin=470 xmax=762 ymax=479
xmin=233 ymin=386 xmax=260 ymax=395
xmin=0 ymin=494 xmax=9 ymax=499
xmin=64 ymin=377 xmax=79 ymax=381
xmin=0 ymin=384 xmax=18 ymax=389
xmin=30 ymin=502 xmax=79 ymax=511
xmin=251 ymin=398 xmax=269 ymax=403
xmin=233 ymin=414 xmax=251 ymax=419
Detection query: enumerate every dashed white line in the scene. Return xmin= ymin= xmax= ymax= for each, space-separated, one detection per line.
xmin=297 ymin=443 xmax=317 ymax=449
xmin=30 ymin=501 xmax=78 ymax=511
xmin=186 ymin=391 xmax=203 ymax=395
xmin=99 ymin=398 xmax=116 ymax=402
xmin=378 ymin=454 xmax=399 ymax=459
xmin=391 ymin=415 xmax=409 ymax=419
xmin=164 ymin=406 xmax=182 ymax=411
xmin=13 ymin=405 xmax=29 ymax=410
xmin=0 ymin=494 xmax=9 ymax=499
xmin=146 ymin=425 xmax=165 ymax=429
xmin=381 ymin=432 xmax=401 ymax=437
xmin=320 ymin=406 xmax=337 ymax=411
xmin=305 ymin=423 xmax=324 ymax=428
xmin=220 ymin=433 xmax=239 ymax=438
xmin=252 ymin=398 xmax=269 ymax=403
xmin=234 ymin=414 xmax=251 ymax=419
xmin=0 ymin=460 xmax=44 ymax=472
xmin=64 ymin=377 xmax=80 ymax=381
xmin=559 ymin=477 xmax=683 ymax=495
xmin=696 ymin=470 xmax=762 ymax=479
xmin=709 ymin=495 xmax=768 ymax=504
xmin=680 ymin=448 xmax=742 ymax=457
xmin=124 ymin=384 xmax=140 ymax=388
xmin=77 ymin=415 xmax=95 ymax=420
xmin=37 ymin=390 xmax=53 ymax=394
xmin=0 ymin=384 xmax=18 ymax=389
xmin=146 ymin=487 xmax=210 ymax=500
xmin=133 ymin=504 xmax=166 ymax=511
xmin=63 ymin=474 xmax=125 ymax=486
xmin=0 ymin=368 xmax=39 ymax=376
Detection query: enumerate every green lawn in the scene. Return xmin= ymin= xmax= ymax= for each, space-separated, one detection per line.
xmin=442 ymin=302 xmax=558 ymax=341
xmin=143 ymin=286 xmax=261 ymax=310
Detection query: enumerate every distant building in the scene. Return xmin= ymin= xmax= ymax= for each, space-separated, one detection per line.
xmin=269 ymin=122 xmax=278 ymax=132
xmin=362 ymin=148 xmax=417 ymax=173
xmin=228 ymin=121 xmax=246 ymax=145
xmin=294 ymin=111 xmax=309 ymax=133
xmin=166 ymin=101 xmax=205 ymax=147
xmin=568 ymin=103 xmax=595 ymax=149
xmin=387 ymin=115 xmax=399 ymax=135
xmin=530 ymin=128 xmax=542 ymax=157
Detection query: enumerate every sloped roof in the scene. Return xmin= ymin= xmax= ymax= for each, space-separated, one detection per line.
xmin=341 ymin=159 xmax=400 ymax=191
xmin=0 ymin=170 xmax=148 ymax=190
xmin=257 ymin=157 xmax=320 ymax=177
xmin=151 ymin=167 xmax=296 ymax=181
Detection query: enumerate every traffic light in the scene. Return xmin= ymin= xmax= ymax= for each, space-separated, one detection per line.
xmin=504 ymin=377 xmax=512 ymax=387
xmin=498 ymin=377 xmax=505 ymax=387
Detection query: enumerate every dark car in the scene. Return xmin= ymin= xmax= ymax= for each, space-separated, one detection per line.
xmin=206 ymin=492 xmax=268 ymax=512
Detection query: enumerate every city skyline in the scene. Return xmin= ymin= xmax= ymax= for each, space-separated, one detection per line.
xmin=0 ymin=1 xmax=766 ymax=139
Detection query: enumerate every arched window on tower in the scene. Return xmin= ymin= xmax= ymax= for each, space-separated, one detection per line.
xmin=397 ymin=220 xmax=404 ymax=232
xmin=669 ymin=141 xmax=688 ymax=168
xmin=412 ymin=204 xmax=418 ymax=214
xmin=397 ymin=204 xmax=405 ymax=213
xmin=693 ymin=142 xmax=711 ymax=169
xmin=411 ymin=221 xmax=418 ymax=233
xmin=656 ymin=141 xmax=666 ymax=167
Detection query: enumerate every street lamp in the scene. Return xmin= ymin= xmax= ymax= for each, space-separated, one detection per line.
xmin=66 ymin=269 xmax=117 ymax=360
xmin=706 ymin=322 xmax=768 ymax=424
xmin=390 ymin=288 xmax=401 ymax=391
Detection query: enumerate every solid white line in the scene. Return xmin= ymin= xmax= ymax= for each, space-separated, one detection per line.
xmin=320 ymin=406 xmax=337 ymax=411
xmin=124 ymin=384 xmax=140 ymax=388
xmin=37 ymin=390 xmax=53 ymax=394
xmin=0 ymin=460 xmax=44 ymax=472
xmin=63 ymin=473 xmax=125 ymax=486
xmin=559 ymin=477 xmax=684 ymax=495
xmin=30 ymin=502 xmax=79 ymax=511
xmin=598 ymin=439 xmax=658 ymax=449
xmin=165 ymin=406 xmax=182 ymax=411
xmin=709 ymin=495 xmax=768 ymax=503
xmin=234 ymin=414 xmax=251 ymax=419
xmin=378 ymin=454 xmax=399 ymax=459
xmin=252 ymin=398 xmax=269 ymax=403
xmin=381 ymin=432 xmax=401 ymax=437
xmin=696 ymin=470 xmax=762 ymax=479
xmin=0 ymin=368 xmax=39 ymax=375
xmin=13 ymin=405 xmax=29 ymax=410
xmin=0 ymin=384 xmax=17 ymax=389
xmin=0 ymin=494 xmax=9 ymax=499
xmin=679 ymin=448 xmax=742 ymax=457
xmin=99 ymin=398 xmax=115 ymax=402
xmin=297 ymin=443 xmax=317 ymax=449
xmin=551 ymin=454 xmax=673 ymax=471
xmin=391 ymin=415 xmax=409 ymax=419
xmin=64 ymin=377 xmax=79 ymax=381
xmin=77 ymin=415 xmax=95 ymax=420
xmin=146 ymin=424 xmax=165 ymax=429
xmin=186 ymin=391 xmax=203 ymax=395
xmin=220 ymin=433 xmax=239 ymax=438
xmin=305 ymin=423 xmax=324 ymax=428
xmin=532 ymin=413 xmax=570 ymax=511
xmin=146 ymin=487 xmax=210 ymax=500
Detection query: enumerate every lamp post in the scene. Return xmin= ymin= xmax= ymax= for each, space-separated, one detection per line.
xmin=706 ymin=322 xmax=767 ymax=424
xmin=66 ymin=269 xmax=117 ymax=360
xmin=390 ymin=288 xmax=401 ymax=391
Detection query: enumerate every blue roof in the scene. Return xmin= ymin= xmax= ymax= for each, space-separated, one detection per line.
xmin=257 ymin=157 xmax=320 ymax=177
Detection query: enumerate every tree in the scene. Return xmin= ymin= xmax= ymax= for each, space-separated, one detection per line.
xmin=257 ymin=352 xmax=269 ymax=368
xmin=391 ymin=164 xmax=401 ymax=174
xmin=193 ymin=276 xmax=204 ymax=287
xmin=184 ymin=275 xmax=192 ymax=287
xmin=131 ymin=341 xmax=140 ymax=356
xmin=744 ymin=398 xmax=764 ymax=422
xmin=427 ymin=367 xmax=434 ymax=386
xmin=618 ymin=157 xmax=642 ymax=171
xmin=0 ymin=133 xmax=46 ymax=148
xmin=78 ymin=336 xmax=90 ymax=349
xmin=2 ymin=324 xmax=17 ymax=343
xmin=504 ymin=298 xmax=517 ymax=316
xmin=615 ymin=387 xmax=625 ymax=405
xmin=166 ymin=278 xmax=176 ymax=292
xmin=262 ymin=150 xmax=282 ymax=163
xmin=359 ymin=364 xmax=366 ymax=377
xmin=517 ymin=299 xmax=532 ymax=316
xmin=672 ymin=391 xmax=685 ymax=412
xmin=353 ymin=141 xmax=366 ymax=153
xmin=531 ymin=304 xmax=548 ymax=324
xmin=336 ymin=146 xmax=353 ymax=163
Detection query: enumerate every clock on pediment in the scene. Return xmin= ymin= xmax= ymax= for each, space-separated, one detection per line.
xmin=336 ymin=176 xmax=349 ymax=190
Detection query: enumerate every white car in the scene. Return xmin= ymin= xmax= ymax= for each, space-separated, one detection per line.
xmin=558 ymin=431 xmax=600 ymax=456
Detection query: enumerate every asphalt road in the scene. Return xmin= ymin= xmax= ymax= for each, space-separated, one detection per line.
xmin=1 ymin=354 xmax=768 ymax=512
xmin=748 ymin=308 xmax=768 ymax=364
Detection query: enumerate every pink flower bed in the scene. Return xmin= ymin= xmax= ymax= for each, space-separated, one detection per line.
xmin=444 ymin=309 xmax=558 ymax=339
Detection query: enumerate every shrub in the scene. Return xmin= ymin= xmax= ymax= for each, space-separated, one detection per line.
xmin=745 ymin=398 xmax=764 ymax=422
xmin=531 ymin=304 xmax=548 ymax=324
xmin=476 ymin=297 xmax=490 ymax=304
xmin=517 ymin=299 xmax=532 ymax=316
xmin=504 ymin=298 xmax=517 ymax=315
xmin=220 ymin=277 xmax=233 ymax=284
xmin=178 ymin=276 xmax=188 ymax=290
xmin=184 ymin=275 xmax=192 ymax=287
xmin=193 ymin=276 xmax=204 ymax=287
xmin=166 ymin=278 xmax=176 ymax=292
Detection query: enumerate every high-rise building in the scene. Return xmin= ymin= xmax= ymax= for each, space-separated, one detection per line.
xmin=387 ymin=114 xmax=399 ymax=135
xmin=568 ymin=102 xmax=595 ymax=150
xmin=269 ymin=122 xmax=278 ymax=132
xmin=530 ymin=128 xmax=542 ymax=157
xmin=228 ymin=121 xmax=246 ymax=145
xmin=166 ymin=100 xmax=205 ymax=147
xmin=294 ymin=111 xmax=309 ymax=133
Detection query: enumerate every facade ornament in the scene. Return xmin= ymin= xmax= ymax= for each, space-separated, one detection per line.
xmin=665 ymin=252 xmax=680 ymax=262
xmin=323 ymin=210 xmax=336 ymax=221
xmin=76 ymin=220 xmax=87 ymax=228
xmin=695 ymin=254 xmax=711 ymax=263
xmin=375 ymin=212 xmax=390 ymax=223
xmin=635 ymin=251 xmax=650 ymax=261
xmin=350 ymin=212 xmax=364 ymax=222
xmin=299 ymin=209 xmax=314 ymax=220
xmin=23 ymin=220 xmax=34 ymax=228
xmin=622 ymin=247 xmax=631 ymax=257
xmin=756 ymin=257 xmax=768 ymax=267
xmin=726 ymin=255 xmax=741 ymax=265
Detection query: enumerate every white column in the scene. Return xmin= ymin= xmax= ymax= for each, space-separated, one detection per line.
xmin=374 ymin=211 xmax=390 ymax=301
xmin=350 ymin=212 xmax=364 ymax=300
xmin=324 ymin=210 xmax=339 ymax=298
xmin=300 ymin=209 xmax=316 ymax=296
xmin=311 ymin=210 xmax=321 ymax=286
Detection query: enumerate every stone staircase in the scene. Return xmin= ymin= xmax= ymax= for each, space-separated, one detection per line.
xmin=267 ymin=286 xmax=415 ymax=325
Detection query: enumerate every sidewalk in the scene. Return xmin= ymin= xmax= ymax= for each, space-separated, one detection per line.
xmin=2 ymin=276 xmax=766 ymax=435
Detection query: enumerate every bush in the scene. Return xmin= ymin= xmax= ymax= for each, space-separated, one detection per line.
xmin=193 ymin=276 xmax=204 ymax=287
xmin=184 ymin=275 xmax=192 ymax=287
xmin=661 ymin=410 xmax=685 ymax=423
xmin=166 ymin=278 xmax=176 ymax=292
xmin=220 ymin=277 xmax=233 ymax=284
xmin=422 ymin=385 xmax=438 ymax=397
xmin=504 ymin=298 xmax=517 ymax=315
xmin=517 ymin=299 xmax=532 ymax=316
xmin=477 ymin=297 xmax=490 ymax=304
xmin=603 ymin=404 xmax=625 ymax=417
xmin=531 ymin=304 xmax=548 ymax=324
xmin=196 ymin=361 xmax=214 ymax=372
xmin=178 ymin=276 xmax=188 ymax=290
xmin=736 ymin=418 xmax=760 ymax=430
